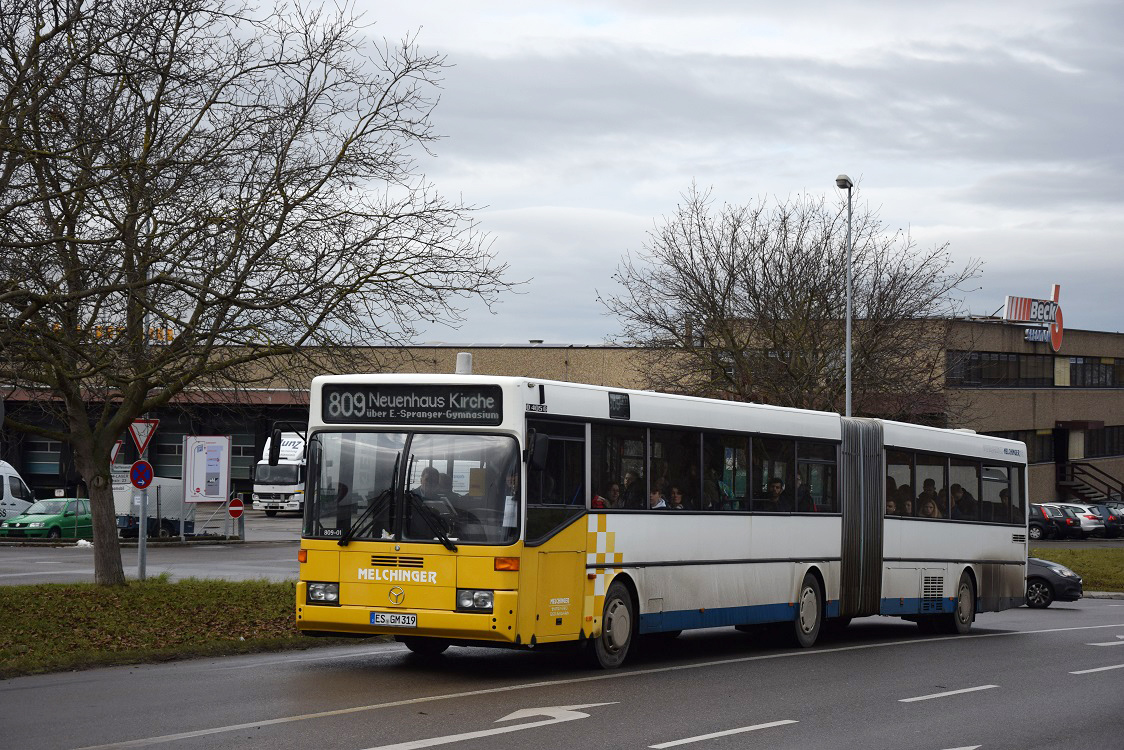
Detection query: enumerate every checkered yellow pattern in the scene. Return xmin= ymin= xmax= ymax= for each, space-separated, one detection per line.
xmin=584 ymin=513 xmax=623 ymax=635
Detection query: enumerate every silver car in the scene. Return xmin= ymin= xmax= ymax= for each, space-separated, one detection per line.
xmin=1048 ymin=503 xmax=1105 ymax=538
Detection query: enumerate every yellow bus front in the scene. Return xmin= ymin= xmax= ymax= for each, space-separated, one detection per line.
xmin=294 ymin=380 xmax=589 ymax=648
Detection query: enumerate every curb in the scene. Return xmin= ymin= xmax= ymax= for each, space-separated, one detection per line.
xmin=1085 ymin=591 xmax=1124 ymax=600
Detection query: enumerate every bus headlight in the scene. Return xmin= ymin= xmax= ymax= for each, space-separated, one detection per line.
xmin=307 ymin=582 xmax=340 ymax=604
xmin=456 ymin=589 xmax=494 ymax=613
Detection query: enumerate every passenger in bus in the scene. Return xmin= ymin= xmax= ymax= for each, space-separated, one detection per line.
xmin=648 ymin=488 xmax=668 ymax=509
xmin=896 ymin=484 xmax=914 ymax=514
xmin=919 ymin=497 xmax=942 ymax=519
xmin=765 ymin=477 xmax=791 ymax=511
xmin=592 ymin=481 xmax=623 ymax=509
xmin=622 ymin=471 xmax=645 ymax=509
xmin=999 ymin=488 xmax=1013 ymax=522
xmin=886 ymin=476 xmax=898 ymax=508
xmin=950 ymin=483 xmax=977 ymax=520
xmin=885 ymin=497 xmax=897 ymax=515
xmin=417 ymin=466 xmax=442 ymax=497
xmin=668 ymin=485 xmax=687 ymax=510
xmin=795 ymin=474 xmax=814 ymax=512
xmin=917 ymin=478 xmax=938 ymax=508
xmin=703 ymin=468 xmax=731 ymax=510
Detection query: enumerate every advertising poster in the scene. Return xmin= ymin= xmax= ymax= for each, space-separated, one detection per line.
xmin=183 ymin=435 xmax=232 ymax=503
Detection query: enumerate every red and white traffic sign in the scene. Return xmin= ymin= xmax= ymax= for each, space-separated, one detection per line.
xmin=128 ymin=419 xmax=159 ymax=456
xmin=111 ymin=440 xmax=124 ymax=464
xmin=228 ymin=497 xmax=244 ymax=519
xmin=130 ymin=460 xmax=154 ymax=490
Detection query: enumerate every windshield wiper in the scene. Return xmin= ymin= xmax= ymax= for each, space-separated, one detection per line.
xmin=404 ymin=490 xmax=458 ymax=552
xmin=338 ymin=452 xmax=400 ymax=547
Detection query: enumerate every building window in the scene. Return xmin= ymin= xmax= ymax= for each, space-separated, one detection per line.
xmin=1086 ymin=426 xmax=1124 ymax=459
xmin=948 ymin=350 xmax=1122 ymax=389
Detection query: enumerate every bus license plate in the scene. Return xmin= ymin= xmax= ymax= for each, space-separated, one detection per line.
xmin=371 ymin=611 xmax=416 ymax=628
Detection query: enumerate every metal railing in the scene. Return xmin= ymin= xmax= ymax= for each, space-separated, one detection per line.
xmin=1060 ymin=461 xmax=1124 ymax=503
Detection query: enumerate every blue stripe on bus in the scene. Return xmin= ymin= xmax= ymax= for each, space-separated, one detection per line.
xmin=639 ymin=599 xmax=842 ymax=633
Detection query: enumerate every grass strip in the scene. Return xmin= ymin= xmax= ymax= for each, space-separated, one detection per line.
xmin=0 ymin=576 xmax=360 ymax=679
xmin=3 ymin=549 xmax=1121 ymax=679
xmin=1029 ymin=547 xmax=1124 ymax=593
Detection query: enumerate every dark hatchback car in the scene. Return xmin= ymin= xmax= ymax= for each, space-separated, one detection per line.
xmin=1041 ymin=504 xmax=1084 ymax=539
xmin=1029 ymin=504 xmax=1063 ymax=540
xmin=1026 ymin=557 xmax=1083 ymax=609
xmin=1088 ymin=504 xmax=1121 ymax=538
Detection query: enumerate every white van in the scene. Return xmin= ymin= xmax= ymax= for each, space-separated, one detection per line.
xmin=0 ymin=460 xmax=34 ymax=520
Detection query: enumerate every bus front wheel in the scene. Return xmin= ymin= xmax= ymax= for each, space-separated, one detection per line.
xmin=590 ymin=580 xmax=634 ymax=669
xmin=398 ymin=636 xmax=449 ymax=656
xmin=792 ymin=573 xmax=823 ymax=648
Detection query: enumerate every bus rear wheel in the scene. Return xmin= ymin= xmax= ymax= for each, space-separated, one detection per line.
xmin=939 ymin=573 xmax=976 ymax=634
xmin=589 ymin=580 xmax=634 ymax=669
xmin=792 ymin=573 xmax=823 ymax=648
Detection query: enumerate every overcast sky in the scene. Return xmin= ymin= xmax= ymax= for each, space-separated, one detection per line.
xmin=361 ymin=1 xmax=1122 ymax=344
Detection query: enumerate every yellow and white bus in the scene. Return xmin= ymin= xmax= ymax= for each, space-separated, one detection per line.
xmin=294 ymin=373 xmax=1028 ymax=667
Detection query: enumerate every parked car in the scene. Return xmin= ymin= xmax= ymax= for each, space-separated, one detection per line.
xmin=1049 ymin=503 xmax=1105 ymax=538
xmin=0 ymin=498 xmax=93 ymax=540
xmin=1026 ymin=557 xmax=1083 ymax=609
xmin=1040 ymin=504 xmax=1084 ymax=539
xmin=1029 ymin=504 xmax=1062 ymax=540
xmin=1089 ymin=503 xmax=1122 ymax=539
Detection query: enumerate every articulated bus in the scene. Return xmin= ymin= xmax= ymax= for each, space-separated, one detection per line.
xmin=294 ymin=374 xmax=1028 ymax=668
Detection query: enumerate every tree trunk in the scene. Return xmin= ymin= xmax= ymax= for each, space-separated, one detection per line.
xmin=74 ymin=451 xmax=127 ymax=586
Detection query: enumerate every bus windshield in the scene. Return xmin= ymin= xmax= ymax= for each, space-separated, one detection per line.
xmin=305 ymin=431 xmax=520 ymax=545
xmin=254 ymin=463 xmax=301 ymax=485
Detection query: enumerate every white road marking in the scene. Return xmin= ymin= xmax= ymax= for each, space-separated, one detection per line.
xmin=649 ymin=720 xmax=797 ymax=748
xmin=899 ymin=685 xmax=998 ymax=703
xmin=941 ymin=746 xmax=981 ymax=749
xmin=1070 ymin=663 xmax=1124 ymax=675
xmin=0 ymin=569 xmax=90 ymax=578
xmin=77 ymin=622 xmax=1124 ymax=749
xmin=360 ymin=703 xmax=616 ymax=750
xmin=1085 ymin=635 xmax=1124 ymax=646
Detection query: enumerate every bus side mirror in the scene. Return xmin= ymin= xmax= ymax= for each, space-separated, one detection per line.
xmin=268 ymin=428 xmax=282 ymax=465
xmin=528 ymin=433 xmax=550 ymax=472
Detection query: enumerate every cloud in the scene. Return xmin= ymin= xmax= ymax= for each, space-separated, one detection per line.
xmin=359 ymin=0 xmax=1124 ymax=341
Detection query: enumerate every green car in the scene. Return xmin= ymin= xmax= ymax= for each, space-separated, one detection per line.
xmin=0 ymin=498 xmax=93 ymax=540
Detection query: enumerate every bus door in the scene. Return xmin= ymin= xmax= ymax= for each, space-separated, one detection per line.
xmin=524 ymin=418 xmax=588 ymax=640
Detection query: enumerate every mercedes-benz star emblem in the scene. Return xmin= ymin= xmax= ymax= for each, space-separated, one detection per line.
xmin=389 ymin=586 xmax=405 ymax=605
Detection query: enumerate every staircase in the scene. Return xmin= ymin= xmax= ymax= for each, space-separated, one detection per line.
xmin=1058 ymin=462 xmax=1123 ymax=504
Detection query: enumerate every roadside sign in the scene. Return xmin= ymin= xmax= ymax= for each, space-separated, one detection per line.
xmin=130 ymin=460 xmax=154 ymax=489
xmin=228 ymin=497 xmax=244 ymax=519
xmin=182 ymin=435 xmax=232 ymax=503
xmin=129 ymin=419 xmax=159 ymax=456
xmin=111 ymin=440 xmax=124 ymax=464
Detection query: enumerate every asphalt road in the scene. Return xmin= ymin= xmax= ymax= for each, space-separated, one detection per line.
xmin=0 ymin=510 xmax=303 ymax=583
xmin=3 ymin=599 xmax=1123 ymax=750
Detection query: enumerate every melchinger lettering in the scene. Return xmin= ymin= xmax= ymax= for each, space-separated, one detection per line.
xmin=358 ymin=569 xmax=438 ymax=583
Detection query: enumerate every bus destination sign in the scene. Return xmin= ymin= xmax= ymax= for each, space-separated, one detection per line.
xmin=321 ymin=385 xmax=503 ymax=425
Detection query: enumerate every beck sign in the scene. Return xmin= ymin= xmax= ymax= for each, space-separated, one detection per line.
xmin=1003 ymin=285 xmax=1063 ymax=352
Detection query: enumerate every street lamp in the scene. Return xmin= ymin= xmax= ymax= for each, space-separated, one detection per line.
xmin=835 ymin=174 xmax=854 ymax=417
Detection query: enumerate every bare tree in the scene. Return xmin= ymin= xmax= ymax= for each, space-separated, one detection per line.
xmin=0 ymin=0 xmax=510 ymax=585
xmin=601 ymin=184 xmax=980 ymax=421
